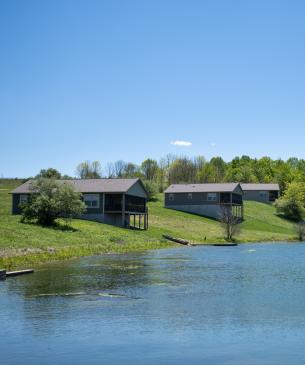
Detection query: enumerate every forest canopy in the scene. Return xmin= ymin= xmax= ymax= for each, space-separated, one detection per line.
xmin=37 ymin=155 xmax=305 ymax=195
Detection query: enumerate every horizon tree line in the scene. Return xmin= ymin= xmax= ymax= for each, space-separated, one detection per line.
xmin=26 ymin=154 xmax=305 ymax=197
xmin=8 ymin=154 xmax=305 ymax=231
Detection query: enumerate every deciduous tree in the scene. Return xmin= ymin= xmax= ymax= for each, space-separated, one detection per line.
xmin=21 ymin=179 xmax=86 ymax=226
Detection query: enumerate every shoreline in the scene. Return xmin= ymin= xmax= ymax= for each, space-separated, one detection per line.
xmin=0 ymin=237 xmax=300 ymax=271
xmin=1 ymin=185 xmax=298 ymax=271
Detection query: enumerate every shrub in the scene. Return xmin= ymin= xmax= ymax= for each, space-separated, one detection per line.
xmin=36 ymin=168 xmax=61 ymax=179
xmin=295 ymin=221 xmax=305 ymax=241
xmin=142 ymin=180 xmax=158 ymax=201
xmin=21 ymin=179 xmax=86 ymax=226
xmin=275 ymin=182 xmax=305 ymax=221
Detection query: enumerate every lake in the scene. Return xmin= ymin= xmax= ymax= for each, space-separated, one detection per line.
xmin=1 ymin=243 xmax=305 ymax=365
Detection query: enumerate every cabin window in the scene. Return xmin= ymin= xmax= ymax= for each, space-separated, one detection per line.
xmin=169 ymin=194 xmax=174 ymax=201
xmin=83 ymin=194 xmax=99 ymax=208
xmin=207 ymin=193 xmax=217 ymax=201
xmin=187 ymin=193 xmax=192 ymax=200
xmin=19 ymin=194 xmax=29 ymax=205
xmin=259 ymin=191 xmax=268 ymax=199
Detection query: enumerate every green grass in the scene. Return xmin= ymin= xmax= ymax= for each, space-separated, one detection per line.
xmin=0 ymin=180 xmax=297 ymax=269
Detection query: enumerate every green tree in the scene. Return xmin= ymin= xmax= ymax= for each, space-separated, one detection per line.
xmin=287 ymin=157 xmax=299 ymax=169
xmin=210 ymin=157 xmax=226 ymax=182
xmin=295 ymin=221 xmax=305 ymax=241
xmin=141 ymin=159 xmax=158 ymax=181
xmin=123 ymin=163 xmax=140 ymax=178
xmin=36 ymin=168 xmax=61 ymax=179
xmin=168 ymin=157 xmax=197 ymax=184
xmin=198 ymin=163 xmax=217 ymax=183
xmin=156 ymin=158 xmax=167 ymax=192
xmin=113 ymin=160 xmax=127 ymax=177
xmin=275 ymin=182 xmax=305 ymax=221
xmin=253 ymin=157 xmax=274 ymax=182
xmin=295 ymin=159 xmax=305 ymax=182
xmin=21 ymin=179 xmax=86 ymax=226
xmin=273 ymin=160 xmax=292 ymax=192
xmin=142 ymin=180 xmax=158 ymax=201
xmin=76 ymin=161 xmax=102 ymax=179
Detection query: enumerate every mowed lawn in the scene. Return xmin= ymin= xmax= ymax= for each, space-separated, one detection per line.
xmin=149 ymin=194 xmax=295 ymax=242
xmin=0 ymin=180 xmax=297 ymax=269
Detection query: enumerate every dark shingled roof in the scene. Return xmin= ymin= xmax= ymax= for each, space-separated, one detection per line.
xmin=241 ymin=183 xmax=280 ymax=191
xmin=11 ymin=178 xmax=143 ymax=194
xmin=164 ymin=183 xmax=241 ymax=193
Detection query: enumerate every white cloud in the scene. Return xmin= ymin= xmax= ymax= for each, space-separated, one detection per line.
xmin=170 ymin=140 xmax=192 ymax=147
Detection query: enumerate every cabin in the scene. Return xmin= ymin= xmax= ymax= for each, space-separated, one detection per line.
xmin=241 ymin=183 xmax=280 ymax=203
xmin=164 ymin=183 xmax=244 ymax=220
xmin=11 ymin=178 xmax=148 ymax=230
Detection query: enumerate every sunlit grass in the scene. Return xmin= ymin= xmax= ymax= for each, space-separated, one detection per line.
xmin=0 ymin=181 xmax=297 ymax=269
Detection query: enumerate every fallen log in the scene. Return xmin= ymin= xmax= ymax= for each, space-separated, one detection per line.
xmin=212 ymin=243 xmax=238 ymax=247
xmin=6 ymin=269 xmax=34 ymax=277
xmin=162 ymin=235 xmax=192 ymax=246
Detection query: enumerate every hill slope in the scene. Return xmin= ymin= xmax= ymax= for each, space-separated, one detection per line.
xmin=0 ymin=180 xmax=296 ymax=269
xmin=149 ymin=194 xmax=295 ymax=242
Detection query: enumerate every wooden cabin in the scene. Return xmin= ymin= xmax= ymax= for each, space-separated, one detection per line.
xmin=11 ymin=178 xmax=148 ymax=230
xmin=164 ymin=183 xmax=244 ymax=220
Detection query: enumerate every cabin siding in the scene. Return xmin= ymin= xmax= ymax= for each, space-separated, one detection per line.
xmin=164 ymin=184 xmax=244 ymax=220
xmin=242 ymin=190 xmax=280 ymax=203
xmin=126 ymin=181 xmax=148 ymax=198
xmin=241 ymin=184 xmax=280 ymax=203
xmin=165 ymin=204 xmax=222 ymax=219
xmin=233 ymin=185 xmax=243 ymax=195
xmin=243 ymin=190 xmax=268 ymax=202
xmin=12 ymin=194 xmax=21 ymax=214
xmin=164 ymin=192 xmax=220 ymax=206
xmin=12 ymin=193 xmax=104 ymax=215
xmin=12 ymin=193 xmax=31 ymax=215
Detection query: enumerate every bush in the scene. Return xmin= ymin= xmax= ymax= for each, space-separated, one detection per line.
xmin=21 ymin=179 xmax=86 ymax=226
xmin=295 ymin=221 xmax=305 ymax=241
xmin=275 ymin=182 xmax=305 ymax=221
xmin=142 ymin=180 xmax=158 ymax=201
xmin=36 ymin=168 xmax=61 ymax=179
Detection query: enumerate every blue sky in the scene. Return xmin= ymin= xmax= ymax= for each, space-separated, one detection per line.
xmin=0 ymin=0 xmax=304 ymax=177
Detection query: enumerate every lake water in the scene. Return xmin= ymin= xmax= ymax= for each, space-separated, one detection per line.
xmin=1 ymin=243 xmax=305 ymax=365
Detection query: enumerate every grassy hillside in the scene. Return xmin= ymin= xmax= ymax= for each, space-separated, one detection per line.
xmin=150 ymin=194 xmax=295 ymax=243
xmin=0 ymin=179 xmax=297 ymax=269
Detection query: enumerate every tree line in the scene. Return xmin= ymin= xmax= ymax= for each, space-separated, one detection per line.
xmin=37 ymin=155 xmax=305 ymax=194
xmin=17 ymin=155 xmax=305 ymax=238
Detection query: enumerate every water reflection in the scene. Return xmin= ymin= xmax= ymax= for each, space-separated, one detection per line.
xmin=1 ymin=243 xmax=305 ymax=365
